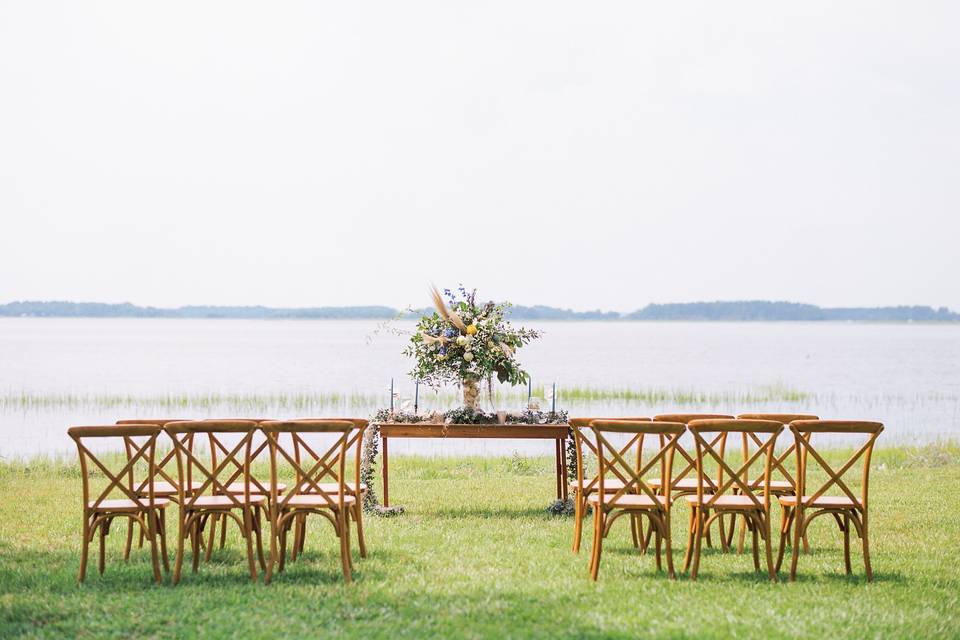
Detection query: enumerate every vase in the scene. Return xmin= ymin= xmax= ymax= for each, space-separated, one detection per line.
xmin=462 ymin=376 xmax=480 ymax=410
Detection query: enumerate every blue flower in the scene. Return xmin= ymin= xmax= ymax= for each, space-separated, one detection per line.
xmin=443 ymin=328 xmax=457 ymax=338
xmin=439 ymin=346 xmax=447 ymax=355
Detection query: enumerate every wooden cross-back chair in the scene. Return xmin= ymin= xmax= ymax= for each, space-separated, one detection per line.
xmin=115 ymin=419 xmax=198 ymax=560
xmin=164 ymin=420 xmax=267 ymax=584
xmin=200 ymin=418 xmax=286 ymax=558
xmin=285 ymin=418 xmax=369 ymax=564
xmin=731 ymin=413 xmax=819 ymax=554
xmin=259 ymin=420 xmax=357 ymax=584
xmin=647 ymin=413 xmax=735 ymax=551
xmin=683 ymin=419 xmax=783 ymax=581
xmin=569 ymin=417 xmax=650 ymax=555
xmin=68 ymin=425 xmax=169 ymax=584
xmin=586 ymin=420 xmax=685 ymax=580
xmin=776 ymin=420 xmax=883 ymax=582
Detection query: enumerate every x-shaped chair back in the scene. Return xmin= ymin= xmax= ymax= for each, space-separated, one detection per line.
xmin=259 ymin=421 xmax=356 ymax=510
xmin=69 ymin=425 xmax=163 ymax=510
xmin=201 ymin=418 xmax=274 ymax=496
xmin=570 ymin=417 xmax=650 ymax=497
xmin=291 ymin=417 xmax=369 ymax=495
xmin=589 ymin=420 xmax=686 ymax=507
xmin=164 ymin=420 xmax=260 ymax=509
xmin=736 ymin=414 xmax=818 ymax=490
xmin=788 ymin=420 xmax=884 ymax=510
xmin=687 ymin=419 xmax=784 ymax=511
xmin=653 ymin=414 xmax=735 ymax=491
xmin=116 ymin=419 xmax=188 ymax=494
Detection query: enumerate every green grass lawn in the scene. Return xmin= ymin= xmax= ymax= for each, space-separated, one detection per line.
xmin=1 ymin=446 xmax=958 ymax=639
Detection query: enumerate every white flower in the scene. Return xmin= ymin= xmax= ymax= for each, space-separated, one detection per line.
xmin=463 ymin=351 xmax=474 ymax=361
xmin=456 ymin=336 xmax=468 ymax=346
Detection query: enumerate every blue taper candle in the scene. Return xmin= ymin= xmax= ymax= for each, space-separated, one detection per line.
xmin=390 ymin=378 xmax=394 ymax=412
xmin=551 ymin=382 xmax=556 ymax=414
xmin=527 ymin=378 xmax=532 ymax=404
xmin=414 ymin=380 xmax=420 ymax=414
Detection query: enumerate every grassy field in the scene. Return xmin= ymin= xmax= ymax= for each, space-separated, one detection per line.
xmin=1 ymin=446 xmax=958 ymax=639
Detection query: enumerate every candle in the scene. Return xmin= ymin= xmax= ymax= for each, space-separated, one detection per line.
xmin=551 ymin=382 xmax=556 ymax=414
xmin=527 ymin=378 xmax=532 ymax=404
xmin=414 ymin=380 xmax=420 ymax=414
xmin=390 ymin=378 xmax=394 ymax=412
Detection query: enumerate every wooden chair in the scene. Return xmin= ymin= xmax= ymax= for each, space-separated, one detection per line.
xmin=776 ymin=420 xmax=883 ymax=582
xmin=259 ymin=420 xmax=358 ymax=583
xmin=682 ymin=419 xmax=783 ymax=581
xmin=286 ymin=418 xmax=370 ymax=563
xmin=648 ymin=413 xmax=734 ymax=550
xmin=115 ymin=419 xmax=201 ymax=560
xmin=569 ymin=417 xmax=650 ymax=555
xmin=164 ymin=420 xmax=268 ymax=584
xmin=731 ymin=413 xmax=819 ymax=554
xmin=68 ymin=424 xmax=170 ymax=584
xmin=586 ymin=420 xmax=685 ymax=580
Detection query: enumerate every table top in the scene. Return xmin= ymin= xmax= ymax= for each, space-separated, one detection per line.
xmin=377 ymin=422 xmax=569 ymax=439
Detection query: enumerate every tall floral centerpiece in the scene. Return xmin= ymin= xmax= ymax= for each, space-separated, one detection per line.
xmin=404 ymin=286 xmax=540 ymax=410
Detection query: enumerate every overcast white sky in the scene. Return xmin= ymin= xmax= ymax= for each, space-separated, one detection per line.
xmin=1 ymin=2 xmax=957 ymax=312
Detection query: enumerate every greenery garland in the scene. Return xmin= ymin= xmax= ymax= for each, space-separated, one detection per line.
xmin=361 ymin=407 xmax=574 ymax=517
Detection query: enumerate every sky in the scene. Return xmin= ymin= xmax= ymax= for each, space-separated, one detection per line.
xmin=1 ymin=2 xmax=958 ymax=313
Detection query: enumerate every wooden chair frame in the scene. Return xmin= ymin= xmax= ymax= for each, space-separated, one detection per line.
xmin=259 ymin=420 xmax=356 ymax=583
xmin=587 ymin=420 xmax=685 ymax=580
xmin=68 ymin=425 xmax=169 ymax=584
xmin=569 ymin=417 xmax=650 ymax=555
xmin=286 ymin=418 xmax=369 ymax=565
xmin=683 ymin=419 xmax=783 ymax=581
xmin=731 ymin=413 xmax=818 ymax=554
xmin=164 ymin=420 xmax=267 ymax=584
xmin=776 ymin=420 xmax=883 ymax=582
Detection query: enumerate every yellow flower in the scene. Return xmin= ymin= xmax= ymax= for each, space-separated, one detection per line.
xmin=466 ymin=324 xmax=478 ymax=335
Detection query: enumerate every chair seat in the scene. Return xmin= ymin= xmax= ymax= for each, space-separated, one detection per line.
xmin=648 ymin=478 xmax=718 ymax=492
xmin=570 ymin=479 xmax=628 ymax=493
xmin=187 ymin=495 xmax=267 ymax=508
xmin=281 ymin=494 xmax=357 ymax=509
xmin=683 ymin=494 xmax=764 ymax=510
xmin=587 ymin=494 xmax=669 ymax=509
xmin=747 ymin=479 xmax=794 ymax=492
xmin=313 ymin=482 xmax=367 ymax=494
xmin=779 ymin=495 xmax=861 ymax=509
xmin=136 ymin=481 xmax=205 ymax=496
xmin=222 ymin=482 xmax=287 ymax=494
xmin=88 ymin=498 xmax=170 ymax=511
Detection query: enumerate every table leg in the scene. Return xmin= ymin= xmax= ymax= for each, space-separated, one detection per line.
xmin=560 ymin=437 xmax=568 ymax=500
xmin=554 ymin=439 xmax=563 ymax=500
xmin=382 ymin=436 xmax=390 ymax=507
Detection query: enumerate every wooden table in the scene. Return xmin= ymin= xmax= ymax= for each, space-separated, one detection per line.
xmin=377 ymin=422 xmax=570 ymax=507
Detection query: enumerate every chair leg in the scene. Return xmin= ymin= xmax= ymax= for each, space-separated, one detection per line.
xmin=158 ymin=510 xmax=170 ymax=573
xmin=789 ymin=508 xmax=803 ymax=582
xmin=843 ymin=514 xmax=852 ymax=575
xmin=243 ymin=509 xmax=259 ymax=582
xmin=172 ymin=514 xmax=187 ymax=585
xmin=123 ymin=519 xmax=134 ymax=561
xmin=191 ymin=519 xmax=201 ymax=574
xmin=776 ymin=506 xmax=792 ymax=573
xmin=265 ymin=512 xmax=278 ymax=585
xmin=861 ymin=515 xmax=873 ymax=582
xmin=298 ymin=515 xmax=307 ymax=555
xmin=682 ymin=508 xmax=696 ymax=573
xmin=762 ymin=513 xmax=777 ymax=582
xmin=572 ymin=491 xmax=583 ymax=553
xmin=654 ymin=519 xmax=663 ymax=572
xmin=219 ymin=513 xmax=228 ymax=549
xmin=205 ymin=513 xmax=218 ymax=562
xmin=146 ymin=513 xmax=162 ymax=584
xmin=78 ymin=516 xmax=91 ymax=583
xmin=690 ymin=510 xmax=704 ymax=581
xmin=279 ymin=517 xmax=289 ymax=573
xmin=98 ymin=519 xmax=107 ymax=576
xmin=718 ymin=513 xmax=728 ymax=553
xmin=704 ymin=508 xmax=713 ymax=549
xmin=254 ymin=507 xmax=266 ymax=572
xmin=663 ymin=512 xmax=676 ymax=580
xmin=590 ymin=509 xmax=604 ymax=581
xmin=751 ymin=517 xmax=761 ymax=572
xmin=630 ymin=514 xmax=639 ymax=549
xmin=353 ymin=502 xmax=368 ymax=559
xmin=340 ymin=510 xmax=353 ymax=583
xmin=737 ymin=514 xmax=748 ymax=555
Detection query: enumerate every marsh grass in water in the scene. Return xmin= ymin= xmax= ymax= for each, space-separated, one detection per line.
xmin=0 ymin=444 xmax=958 ymax=638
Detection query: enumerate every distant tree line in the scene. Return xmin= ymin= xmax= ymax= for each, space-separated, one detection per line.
xmin=1 ymin=300 xmax=957 ymax=322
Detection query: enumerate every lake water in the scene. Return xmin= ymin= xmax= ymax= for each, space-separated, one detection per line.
xmin=1 ymin=318 xmax=958 ymax=458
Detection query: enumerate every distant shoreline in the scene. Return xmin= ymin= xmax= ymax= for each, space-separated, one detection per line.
xmin=2 ymin=300 xmax=958 ymax=322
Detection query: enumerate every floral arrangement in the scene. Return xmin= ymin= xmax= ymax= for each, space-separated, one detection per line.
xmin=404 ymin=286 xmax=540 ymax=407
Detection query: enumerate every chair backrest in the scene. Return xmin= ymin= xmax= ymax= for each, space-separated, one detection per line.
xmin=259 ymin=420 xmax=356 ymax=510
xmin=69 ymin=425 xmax=163 ymax=509
xmin=116 ymin=419 xmax=188 ymax=493
xmin=736 ymin=413 xmax=819 ymax=489
xmin=788 ymin=420 xmax=883 ymax=510
xmin=291 ymin=418 xmax=369 ymax=495
xmin=652 ymin=413 xmax=735 ymax=490
xmin=163 ymin=420 xmax=260 ymax=509
xmin=687 ymin=419 xmax=784 ymax=511
xmin=589 ymin=420 xmax=686 ymax=507
xmin=569 ymin=417 xmax=650 ymax=493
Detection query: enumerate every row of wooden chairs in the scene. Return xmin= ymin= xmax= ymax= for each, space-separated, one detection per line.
xmin=68 ymin=418 xmax=368 ymax=585
xmin=570 ymin=413 xmax=883 ymax=582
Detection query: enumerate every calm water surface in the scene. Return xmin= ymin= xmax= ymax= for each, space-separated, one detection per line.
xmin=1 ymin=318 xmax=957 ymax=457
